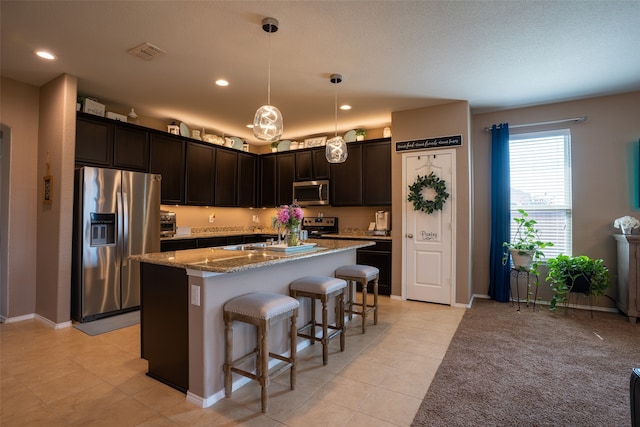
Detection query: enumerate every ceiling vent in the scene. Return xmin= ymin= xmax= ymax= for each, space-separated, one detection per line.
xmin=127 ymin=42 xmax=166 ymax=61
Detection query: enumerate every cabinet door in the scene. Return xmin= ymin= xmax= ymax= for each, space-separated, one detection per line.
xmin=259 ymin=154 xmax=277 ymax=207
xmin=357 ymin=242 xmax=392 ymax=296
xmin=238 ymin=152 xmax=257 ymax=207
xmin=75 ymin=114 xmax=113 ymax=166
xmin=330 ymin=144 xmax=362 ymax=206
xmin=196 ymin=237 xmax=227 ymax=248
xmin=160 ymin=239 xmax=196 ymax=252
xmin=277 ymin=153 xmax=296 ymax=205
xmin=363 ymin=139 xmax=391 ymax=206
xmin=113 ymin=126 xmax=149 ymax=171
xmin=312 ymin=148 xmax=330 ymax=179
xmin=149 ymin=133 xmax=185 ymax=205
xmin=185 ymin=142 xmax=216 ymax=205
xmin=295 ymin=151 xmax=313 ymax=181
xmin=215 ymin=149 xmax=238 ymax=206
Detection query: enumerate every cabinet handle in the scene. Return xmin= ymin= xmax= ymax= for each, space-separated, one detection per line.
xmin=407 ymin=234 xmax=413 ymax=238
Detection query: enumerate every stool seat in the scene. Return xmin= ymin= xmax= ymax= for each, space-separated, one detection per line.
xmin=335 ymin=264 xmax=379 ymax=281
xmin=290 ymin=276 xmax=347 ymax=295
xmin=290 ymin=276 xmax=347 ymax=365
xmin=224 ymin=292 xmax=299 ymax=413
xmin=224 ymin=292 xmax=300 ymax=320
xmin=335 ymin=264 xmax=379 ymax=334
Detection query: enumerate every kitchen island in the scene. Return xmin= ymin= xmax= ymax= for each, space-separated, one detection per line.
xmin=130 ymin=238 xmax=373 ymax=408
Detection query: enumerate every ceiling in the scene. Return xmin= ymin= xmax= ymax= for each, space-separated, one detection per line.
xmin=2 ymin=1 xmax=640 ymax=145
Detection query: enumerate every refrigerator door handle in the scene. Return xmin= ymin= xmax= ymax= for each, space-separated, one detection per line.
xmin=121 ymin=192 xmax=129 ymax=267
xmin=116 ymin=191 xmax=124 ymax=268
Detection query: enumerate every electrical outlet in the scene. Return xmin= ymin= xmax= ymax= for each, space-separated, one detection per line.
xmin=208 ymin=214 xmax=215 ymax=223
xmin=191 ymin=284 xmax=200 ymax=306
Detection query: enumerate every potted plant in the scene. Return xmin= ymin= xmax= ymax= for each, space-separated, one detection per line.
xmin=355 ymin=129 xmax=366 ymax=141
xmin=502 ymin=208 xmax=554 ymax=275
xmin=270 ymin=140 xmax=279 ymax=152
xmin=546 ymin=254 xmax=610 ymax=310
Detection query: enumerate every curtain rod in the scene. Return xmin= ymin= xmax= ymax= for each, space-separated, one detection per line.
xmin=483 ymin=116 xmax=587 ymax=132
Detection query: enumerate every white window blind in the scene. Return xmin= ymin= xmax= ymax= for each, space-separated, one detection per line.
xmin=509 ymin=129 xmax=572 ymax=258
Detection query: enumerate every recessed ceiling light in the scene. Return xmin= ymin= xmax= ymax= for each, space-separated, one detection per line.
xmin=246 ymin=124 xmax=254 ymax=129
xmin=215 ymin=79 xmax=229 ymax=87
xmin=340 ymin=104 xmax=351 ymax=110
xmin=35 ymin=50 xmax=55 ymax=60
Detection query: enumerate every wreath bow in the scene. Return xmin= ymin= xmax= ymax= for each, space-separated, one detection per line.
xmin=408 ymin=172 xmax=449 ymax=214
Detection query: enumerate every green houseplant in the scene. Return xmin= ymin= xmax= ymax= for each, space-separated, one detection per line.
xmin=546 ymin=254 xmax=610 ymax=310
xmin=270 ymin=140 xmax=279 ymax=152
xmin=502 ymin=208 xmax=554 ymax=275
xmin=355 ymin=129 xmax=366 ymax=141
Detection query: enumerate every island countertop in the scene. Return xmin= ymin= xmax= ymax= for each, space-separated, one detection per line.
xmin=131 ymin=238 xmax=374 ymax=274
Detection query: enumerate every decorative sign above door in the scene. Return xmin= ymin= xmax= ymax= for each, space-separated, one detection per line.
xmin=395 ymin=135 xmax=462 ymax=152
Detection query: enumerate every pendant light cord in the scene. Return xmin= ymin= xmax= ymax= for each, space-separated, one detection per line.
xmin=334 ymin=86 xmax=338 ymax=137
xmin=267 ymin=29 xmax=272 ymax=105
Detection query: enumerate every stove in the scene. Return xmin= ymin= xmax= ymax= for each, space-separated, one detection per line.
xmin=302 ymin=217 xmax=338 ymax=237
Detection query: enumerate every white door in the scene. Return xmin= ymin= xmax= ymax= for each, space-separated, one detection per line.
xmin=403 ymin=149 xmax=455 ymax=304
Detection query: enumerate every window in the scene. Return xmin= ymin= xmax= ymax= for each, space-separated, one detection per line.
xmin=509 ymin=129 xmax=572 ymax=258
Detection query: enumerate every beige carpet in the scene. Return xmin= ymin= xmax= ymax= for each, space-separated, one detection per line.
xmin=412 ymin=299 xmax=639 ymax=426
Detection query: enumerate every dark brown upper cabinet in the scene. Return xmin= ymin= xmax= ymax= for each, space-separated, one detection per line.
xmin=185 ymin=142 xmax=216 ymax=205
xmin=362 ymin=139 xmax=391 ymax=206
xmin=149 ymin=133 xmax=185 ymax=205
xmin=237 ymin=152 xmax=257 ymax=207
xmin=295 ymin=147 xmax=330 ymax=181
xmin=75 ymin=114 xmax=113 ymax=167
xmin=330 ymin=144 xmax=363 ymax=206
xmin=214 ymin=149 xmax=238 ymax=207
xmin=259 ymin=154 xmax=277 ymax=208
xmin=276 ymin=152 xmax=296 ymax=206
xmin=113 ymin=126 xmax=149 ymax=171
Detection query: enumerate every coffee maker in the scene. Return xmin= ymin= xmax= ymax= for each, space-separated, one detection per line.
xmin=374 ymin=211 xmax=391 ymax=235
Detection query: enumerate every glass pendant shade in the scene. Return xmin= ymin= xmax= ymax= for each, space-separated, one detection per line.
xmin=326 ymin=136 xmax=348 ymax=163
xmin=326 ymin=73 xmax=347 ymax=163
xmin=253 ymin=104 xmax=283 ymax=141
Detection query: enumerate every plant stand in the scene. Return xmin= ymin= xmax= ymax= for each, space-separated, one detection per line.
xmin=510 ymin=268 xmax=538 ymax=311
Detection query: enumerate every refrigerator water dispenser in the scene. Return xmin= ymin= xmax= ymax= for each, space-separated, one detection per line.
xmin=90 ymin=213 xmax=115 ymax=246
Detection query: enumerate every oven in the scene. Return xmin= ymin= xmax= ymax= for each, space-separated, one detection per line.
xmin=160 ymin=210 xmax=176 ymax=237
xmin=301 ymin=217 xmax=338 ymax=238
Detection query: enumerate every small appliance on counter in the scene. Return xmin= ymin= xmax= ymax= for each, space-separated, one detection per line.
xmin=301 ymin=217 xmax=338 ymax=237
xmin=371 ymin=210 xmax=391 ymax=236
xmin=160 ymin=210 xmax=177 ymax=237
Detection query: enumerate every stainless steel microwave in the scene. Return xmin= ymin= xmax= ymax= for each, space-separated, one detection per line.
xmin=293 ymin=180 xmax=330 ymax=206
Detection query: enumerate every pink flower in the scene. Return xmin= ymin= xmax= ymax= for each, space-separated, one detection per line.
xmin=275 ymin=202 xmax=303 ymax=229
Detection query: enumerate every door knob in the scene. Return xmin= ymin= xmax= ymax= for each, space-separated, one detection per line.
xmin=407 ymin=234 xmax=413 ymax=238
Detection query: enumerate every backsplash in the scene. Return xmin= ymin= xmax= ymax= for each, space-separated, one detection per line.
xmin=163 ymin=204 xmax=389 ymax=232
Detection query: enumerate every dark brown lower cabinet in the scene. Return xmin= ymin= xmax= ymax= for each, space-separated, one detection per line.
xmin=140 ymin=263 xmax=188 ymax=393
xmin=356 ymin=240 xmax=392 ymax=296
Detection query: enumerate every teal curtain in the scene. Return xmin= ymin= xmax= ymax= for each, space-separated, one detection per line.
xmin=489 ymin=123 xmax=511 ymax=302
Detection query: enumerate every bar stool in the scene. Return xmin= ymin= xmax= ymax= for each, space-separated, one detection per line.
xmin=289 ymin=276 xmax=347 ymax=365
xmin=223 ymin=292 xmax=299 ymax=413
xmin=335 ymin=264 xmax=379 ymax=334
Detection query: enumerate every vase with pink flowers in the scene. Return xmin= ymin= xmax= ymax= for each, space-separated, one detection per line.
xmin=275 ymin=201 xmax=304 ymax=246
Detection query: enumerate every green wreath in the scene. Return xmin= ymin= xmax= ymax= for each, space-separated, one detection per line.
xmin=407 ymin=172 xmax=450 ymax=214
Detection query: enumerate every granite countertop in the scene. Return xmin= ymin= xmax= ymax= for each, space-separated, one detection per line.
xmin=131 ymin=238 xmax=374 ymax=273
xmin=322 ymin=233 xmax=392 ymax=241
xmin=161 ymin=228 xmax=276 ymax=241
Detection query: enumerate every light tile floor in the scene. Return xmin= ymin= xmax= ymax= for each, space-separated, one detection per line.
xmin=1 ymin=296 xmax=465 ymax=426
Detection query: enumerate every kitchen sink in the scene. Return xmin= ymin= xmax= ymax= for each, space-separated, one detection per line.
xmin=222 ymin=242 xmax=269 ymax=251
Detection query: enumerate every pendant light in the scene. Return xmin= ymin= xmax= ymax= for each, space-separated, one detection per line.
xmin=253 ymin=17 xmax=283 ymax=142
xmin=325 ymin=74 xmax=348 ymax=163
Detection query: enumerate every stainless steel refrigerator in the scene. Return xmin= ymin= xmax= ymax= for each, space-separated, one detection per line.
xmin=72 ymin=167 xmax=161 ymax=322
